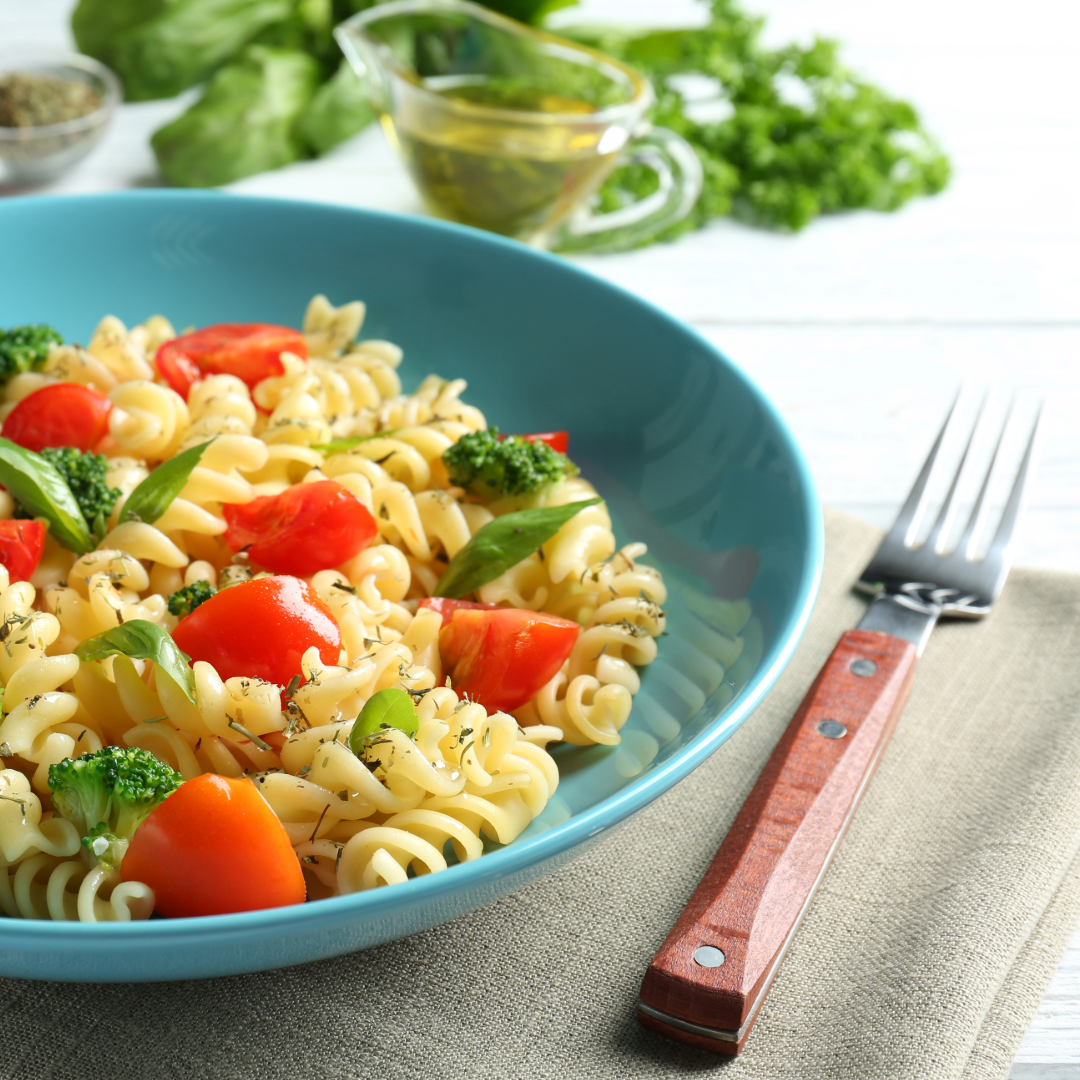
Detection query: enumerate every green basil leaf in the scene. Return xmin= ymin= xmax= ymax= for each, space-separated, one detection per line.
xmin=75 ymin=619 xmax=196 ymax=704
xmin=120 ymin=438 xmax=215 ymax=525
xmin=435 ymin=497 xmax=601 ymax=599
xmin=92 ymin=508 xmax=109 ymax=547
xmin=151 ymin=45 xmax=320 ymax=187
xmin=0 ymin=437 xmax=93 ymax=555
xmin=314 ymin=430 xmax=400 ymax=455
xmin=296 ymin=58 xmax=376 ymax=155
xmin=349 ymin=688 xmax=419 ymax=755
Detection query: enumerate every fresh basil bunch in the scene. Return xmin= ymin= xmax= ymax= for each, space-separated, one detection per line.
xmin=70 ymin=0 xmax=558 ymax=188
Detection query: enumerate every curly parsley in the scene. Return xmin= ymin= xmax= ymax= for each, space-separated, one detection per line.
xmin=566 ymin=0 xmax=949 ymax=237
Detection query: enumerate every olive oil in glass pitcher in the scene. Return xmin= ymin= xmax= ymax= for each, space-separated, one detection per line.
xmin=335 ymin=0 xmax=702 ymax=253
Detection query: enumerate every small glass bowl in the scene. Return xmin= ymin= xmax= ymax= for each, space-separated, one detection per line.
xmin=0 ymin=50 xmax=122 ymax=184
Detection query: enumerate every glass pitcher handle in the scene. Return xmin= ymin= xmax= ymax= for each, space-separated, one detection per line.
xmin=550 ymin=126 xmax=703 ymax=255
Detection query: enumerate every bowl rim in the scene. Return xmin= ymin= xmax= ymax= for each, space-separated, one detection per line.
xmin=0 ymin=48 xmax=122 ymax=140
xmin=0 ymin=190 xmax=823 ymax=949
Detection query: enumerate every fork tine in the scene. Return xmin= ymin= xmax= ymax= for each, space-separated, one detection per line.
xmin=892 ymin=389 xmax=966 ymax=548
xmin=986 ymin=401 xmax=1043 ymax=563
xmin=958 ymin=396 xmax=1014 ymax=560
xmin=926 ymin=391 xmax=989 ymax=553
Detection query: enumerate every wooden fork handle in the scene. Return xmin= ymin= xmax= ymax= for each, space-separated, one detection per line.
xmin=637 ymin=629 xmax=918 ymax=1054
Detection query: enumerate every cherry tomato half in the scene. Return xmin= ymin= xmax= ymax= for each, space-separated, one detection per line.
xmin=0 ymin=520 xmax=45 ymax=583
xmin=122 ymin=773 xmax=305 ymax=918
xmin=439 ymin=607 xmax=580 ymax=713
xmin=417 ymin=597 xmax=498 ymax=626
xmin=172 ymin=575 xmax=341 ymax=686
xmin=501 ymin=431 xmax=569 ymax=454
xmin=1 ymin=383 xmax=113 ymax=453
xmin=223 ymin=480 xmax=378 ymax=576
xmin=155 ymin=323 xmax=308 ymax=399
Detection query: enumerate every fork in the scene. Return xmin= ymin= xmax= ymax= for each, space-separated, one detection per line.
xmin=636 ymin=391 xmax=1043 ymax=1055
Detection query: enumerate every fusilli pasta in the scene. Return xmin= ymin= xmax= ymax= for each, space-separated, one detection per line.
xmin=0 ymin=292 xmax=668 ymax=922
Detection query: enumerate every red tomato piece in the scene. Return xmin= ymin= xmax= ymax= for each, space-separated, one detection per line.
xmin=439 ymin=607 xmax=580 ymax=713
xmin=0 ymin=520 xmax=45 ymax=583
xmin=222 ymin=480 xmax=378 ymax=576
xmin=500 ymin=431 xmax=569 ymax=454
xmin=172 ymin=575 xmax=341 ymax=686
xmin=121 ymin=773 xmax=305 ymax=918
xmin=1 ymin=383 xmax=113 ymax=453
xmin=417 ymin=597 xmax=498 ymax=627
xmin=155 ymin=323 xmax=307 ymax=399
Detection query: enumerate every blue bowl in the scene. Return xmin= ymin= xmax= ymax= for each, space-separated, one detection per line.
xmin=0 ymin=191 xmax=821 ymax=981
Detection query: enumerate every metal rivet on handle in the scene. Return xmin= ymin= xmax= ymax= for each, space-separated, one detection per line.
xmin=693 ymin=946 xmax=726 ymax=968
xmin=851 ymin=659 xmax=877 ymax=677
xmin=817 ymin=720 xmax=848 ymax=739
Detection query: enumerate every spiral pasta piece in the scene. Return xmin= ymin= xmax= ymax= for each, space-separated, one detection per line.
xmin=0 ymin=769 xmax=81 ymax=863
xmin=88 ymin=315 xmax=156 ymax=383
xmin=0 ymin=853 xmax=154 ymax=922
xmin=42 ymin=343 xmax=119 ymax=393
xmin=302 ymin=294 xmax=367 ymax=358
xmin=184 ymin=375 xmax=258 ymax=443
xmin=109 ymin=380 xmax=190 ymax=460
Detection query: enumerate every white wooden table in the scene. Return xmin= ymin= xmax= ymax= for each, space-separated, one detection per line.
xmin=4 ymin=0 xmax=1079 ymax=1073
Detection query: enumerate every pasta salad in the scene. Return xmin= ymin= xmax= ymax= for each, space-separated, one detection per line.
xmin=0 ymin=297 xmax=666 ymax=922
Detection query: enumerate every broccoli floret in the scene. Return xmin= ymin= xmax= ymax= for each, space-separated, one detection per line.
xmin=168 ymin=580 xmax=216 ymax=618
xmin=0 ymin=324 xmax=62 ymax=385
xmin=15 ymin=447 xmax=121 ymax=538
xmin=443 ymin=427 xmax=577 ymax=498
xmin=81 ymin=822 xmax=128 ymax=872
xmin=48 ymin=746 xmax=183 ymax=863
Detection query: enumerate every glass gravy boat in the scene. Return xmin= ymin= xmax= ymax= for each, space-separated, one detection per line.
xmin=335 ymin=0 xmax=702 ymax=252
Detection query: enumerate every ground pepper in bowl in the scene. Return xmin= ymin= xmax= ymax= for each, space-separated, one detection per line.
xmin=0 ymin=72 xmax=102 ymax=128
xmin=0 ymin=53 xmax=119 ymax=183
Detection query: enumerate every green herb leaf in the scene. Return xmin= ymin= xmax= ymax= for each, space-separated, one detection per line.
xmin=295 ymin=58 xmax=375 ymax=156
xmin=18 ymin=447 xmax=120 ymax=542
xmin=0 ymin=437 xmax=94 ymax=555
xmin=92 ymin=509 xmax=109 ymax=546
xmin=75 ymin=620 xmax=196 ymax=704
xmin=120 ymin=438 xmax=215 ymax=525
xmin=77 ymin=0 xmax=295 ymax=103
xmin=314 ymin=430 xmax=399 ymax=455
xmin=151 ymin=45 xmax=321 ymax=187
xmin=561 ymin=0 xmax=950 ymax=243
xmin=435 ymin=498 xmax=601 ymax=599
xmin=348 ymin=688 xmax=419 ymax=755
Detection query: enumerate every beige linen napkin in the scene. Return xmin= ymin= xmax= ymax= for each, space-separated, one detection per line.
xmin=3 ymin=508 xmax=1080 ymax=1080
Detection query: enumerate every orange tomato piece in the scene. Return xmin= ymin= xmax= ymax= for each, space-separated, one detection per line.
xmin=121 ymin=773 xmax=306 ymax=918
